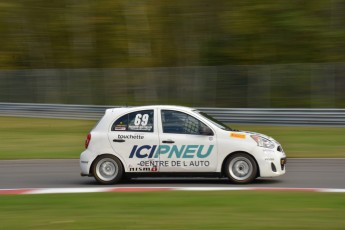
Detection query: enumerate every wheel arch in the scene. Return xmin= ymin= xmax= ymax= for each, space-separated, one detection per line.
xmin=221 ymin=151 xmax=260 ymax=178
xmin=90 ymin=153 xmax=126 ymax=176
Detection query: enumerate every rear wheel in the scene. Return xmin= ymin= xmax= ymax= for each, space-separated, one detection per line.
xmin=225 ymin=153 xmax=257 ymax=184
xmin=92 ymin=155 xmax=123 ymax=185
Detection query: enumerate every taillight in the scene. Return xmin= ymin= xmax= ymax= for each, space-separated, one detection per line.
xmin=85 ymin=133 xmax=91 ymax=149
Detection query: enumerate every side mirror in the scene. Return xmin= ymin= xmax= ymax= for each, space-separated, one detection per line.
xmin=200 ymin=126 xmax=214 ymax=136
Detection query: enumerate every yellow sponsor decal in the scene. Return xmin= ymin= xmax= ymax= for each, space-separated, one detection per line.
xmin=230 ymin=133 xmax=246 ymax=139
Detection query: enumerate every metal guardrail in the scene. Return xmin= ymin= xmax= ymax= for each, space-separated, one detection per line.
xmin=1 ymin=102 xmax=345 ymax=126
xmin=200 ymin=108 xmax=345 ymax=126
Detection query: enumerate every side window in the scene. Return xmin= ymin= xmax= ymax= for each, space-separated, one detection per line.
xmin=112 ymin=110 xmax=154 ymax=132
xmin=161 ymin=110 xmax=212 ymax=135
xmin=112 ymin=114 xmax=128 ymax=131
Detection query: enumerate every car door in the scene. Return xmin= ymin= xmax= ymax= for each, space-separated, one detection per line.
xmin=108 ymin=109 xmax=160 ymax=172
xmin=158 ymin=109 xmax=217 ymax=172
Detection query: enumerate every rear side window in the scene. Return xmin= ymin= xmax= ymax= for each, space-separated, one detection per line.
xmin=111 ymin=110 xmax=154 ymax=132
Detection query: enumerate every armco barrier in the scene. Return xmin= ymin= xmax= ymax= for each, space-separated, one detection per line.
xmin=1 ymin=102 xmax=345 ymax=126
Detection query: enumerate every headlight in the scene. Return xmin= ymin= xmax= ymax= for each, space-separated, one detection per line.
xmin=251 ymin=135 xmax=275 ymax=149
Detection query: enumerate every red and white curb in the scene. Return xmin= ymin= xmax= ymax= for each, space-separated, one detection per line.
xmin=0 ymin=187 xmax=345 ymax=195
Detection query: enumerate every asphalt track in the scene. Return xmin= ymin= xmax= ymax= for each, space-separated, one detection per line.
xmin=0 ymin=158 xmax=344 ymax=189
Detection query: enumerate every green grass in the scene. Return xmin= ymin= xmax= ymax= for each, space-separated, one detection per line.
xmin=0 ymin=116 xmax=345 ymax=159
xmin=0 ymin=116 xmax=95 ymax=159
xmin=0 ymin=191 xmax=344 ymax=229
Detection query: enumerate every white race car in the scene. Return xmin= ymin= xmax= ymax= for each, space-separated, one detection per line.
xmin=80 ymin=105 xmax=286 ymax=184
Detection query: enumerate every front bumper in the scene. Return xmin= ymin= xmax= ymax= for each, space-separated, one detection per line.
xmin=255 ymin=147 xmax=287 ymax=177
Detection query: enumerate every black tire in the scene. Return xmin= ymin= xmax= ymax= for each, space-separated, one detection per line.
xmin=224 ymin=153 xmax=257 ymax=184
xmin=92 ymin=154 xmax=123 ymax=185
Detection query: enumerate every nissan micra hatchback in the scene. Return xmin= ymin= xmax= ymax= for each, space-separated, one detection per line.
xmin=80 ymin=105 xmax=286 ymax=184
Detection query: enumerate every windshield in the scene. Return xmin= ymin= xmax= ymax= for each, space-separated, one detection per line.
xmin=195 ymin=110 xmax=232 ymax=131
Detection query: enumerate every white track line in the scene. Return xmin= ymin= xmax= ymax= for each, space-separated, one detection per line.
xmin=26 ymin=187 xmax=109 ymax=194
xmin=1 ymin=187 xmax=345 ymax=195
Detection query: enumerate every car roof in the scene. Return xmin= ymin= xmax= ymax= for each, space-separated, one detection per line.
xmin=105 ymin=105 xmax=197 ymax=115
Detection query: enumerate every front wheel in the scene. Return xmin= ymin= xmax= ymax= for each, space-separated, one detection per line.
xmin=92 ymin=155 xmax=123 ymax=185
xmin=225 ymin=153 xmax=257 ymax=184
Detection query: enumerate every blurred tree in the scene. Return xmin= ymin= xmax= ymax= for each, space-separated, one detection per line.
xmin=0 ymin=0 xmax=344 ymax=107
xmin=210 ymin=0 xmax=345 ymax=65
xmin=0 ymin=0 xmax=344 ymax=68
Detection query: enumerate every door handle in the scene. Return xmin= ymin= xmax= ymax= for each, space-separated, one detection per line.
xmin=162 ymin=140 xmax=174 ymax=144
xmin=113 ymin=139 xmax=125 ymax=143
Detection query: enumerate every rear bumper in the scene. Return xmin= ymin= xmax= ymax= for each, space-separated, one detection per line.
xmin=80 ymin=149 xmax=94 ymax=176
xmin=81 ymin=172 xmax=93 ymax=177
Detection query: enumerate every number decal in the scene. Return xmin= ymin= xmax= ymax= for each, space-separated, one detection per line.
xmin=130 ymin=113 xmax=152 ymax=131
xmin=134 ymin=114 xmax=142 ymax=125
xmin=141 ymin=114 xmax=149 ymax=126
xmin=134 ymin=114 xmax=149 ymax=126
